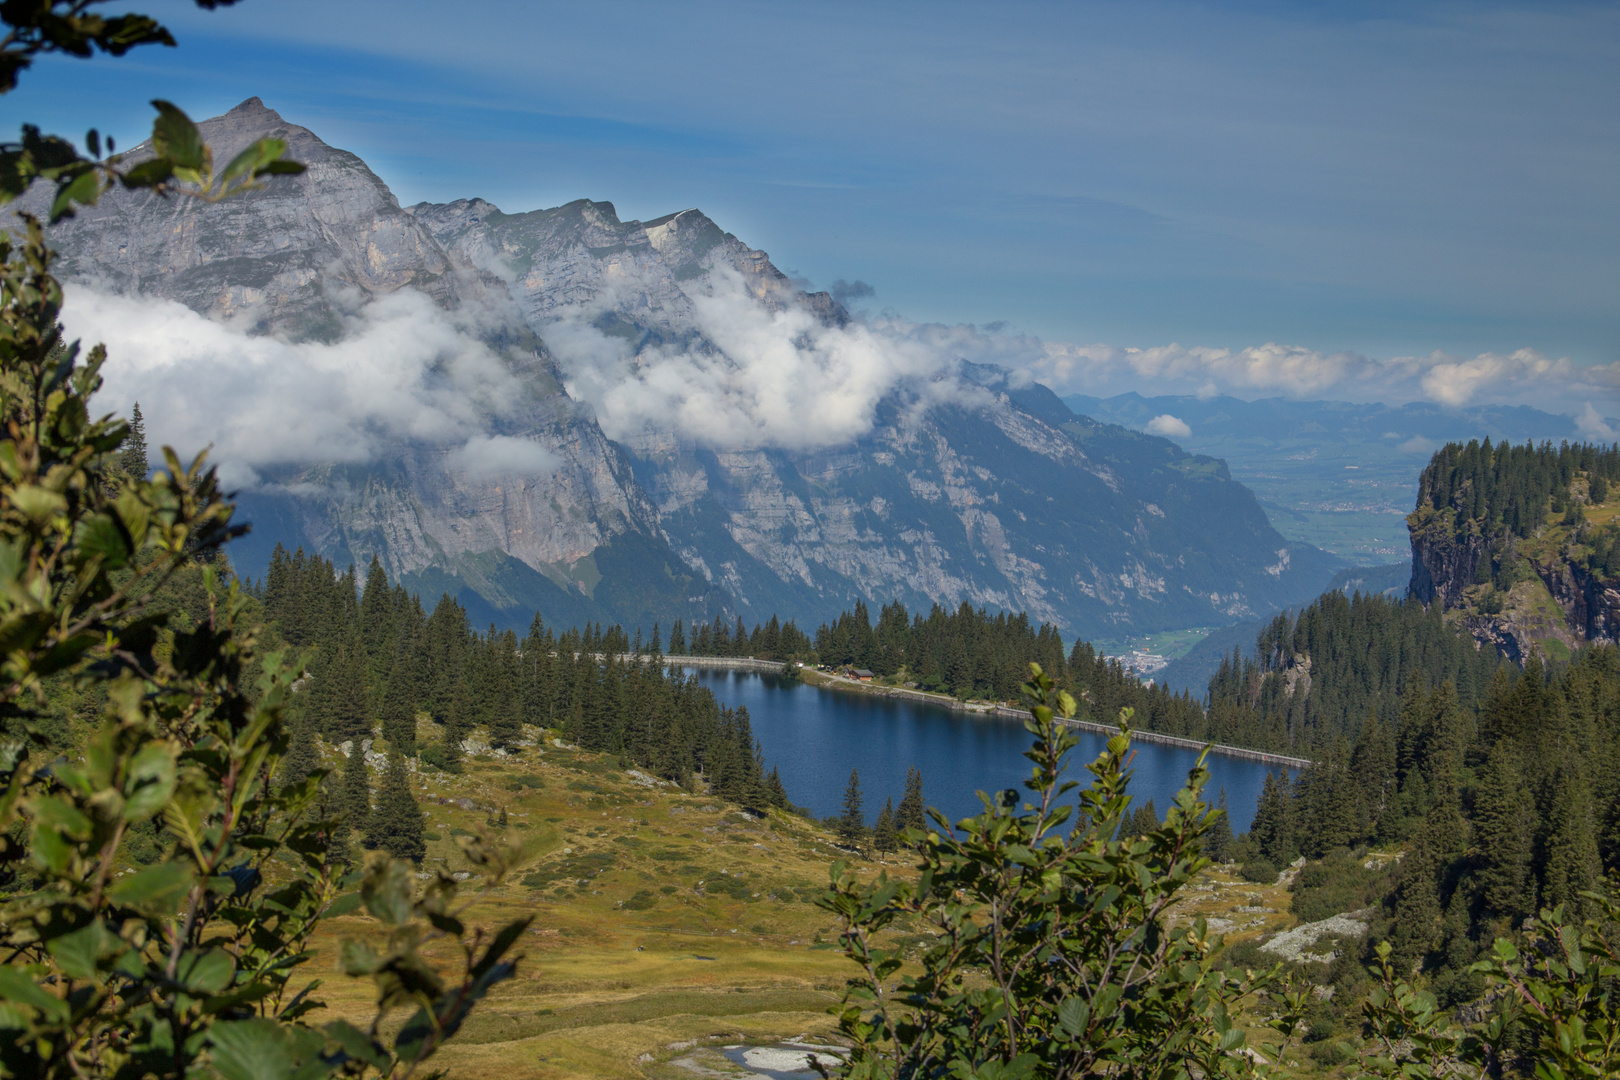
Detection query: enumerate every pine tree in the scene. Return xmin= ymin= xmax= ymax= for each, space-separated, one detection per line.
xmin=337 ymin=742 xmax=372 ymax=860
xmin=1472 ymin=741 xmax=1535 ymax=920
xmin=377 ymin=651 xmax=416 ymax=754
xmin=766 ymin=765 xmax=788 ymax=809
xmin=839 ymin=768 xmax=866 ymax=849
xmin=1249 ymin=771 xmax=1296 ymax=865
xmin=873 ymin=797 xmax=898 ymax=857
xmin=897 ymin=766 xmax=926 ymax=835
xmin=1205 ymin=788 xmax=1233 ymax=862
xmin=1543 ymin=765 xmax=1602 ymax=919
xmin=119 ymin=401 xmax=148 ymax=479
xmin=280 ymin=712 xmax=320 ymax=789
xmin=1391 ymin=818 xmax=1446 ymax=973
xmin=368 ymin=750 xmax=426 ymax=864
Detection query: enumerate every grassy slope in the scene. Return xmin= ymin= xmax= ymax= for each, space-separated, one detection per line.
xmin=309 ymin=725 xmax=885 ymax=1080
xmin=303 ymin=721 xmax=1325 ymax=1080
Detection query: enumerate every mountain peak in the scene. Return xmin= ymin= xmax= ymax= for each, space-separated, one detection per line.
xmin=222 ymin=97 xmax=283 ymax=124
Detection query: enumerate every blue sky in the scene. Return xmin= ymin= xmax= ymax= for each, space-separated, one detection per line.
xmin=4 ymin=0 xmax=1618 ymax=406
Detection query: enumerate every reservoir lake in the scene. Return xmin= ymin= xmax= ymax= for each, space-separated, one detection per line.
xmin=683 ymin=667 xmax=1295 ymax=833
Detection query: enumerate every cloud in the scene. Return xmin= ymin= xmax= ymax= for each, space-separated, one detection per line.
xmin=448 ymin=435 xmax=560 ymax=477
xmin=1576 ymin=403 xmax=1619 ymax=441
xmin=1021 ymin=340 xmax=1620 ymax=415
xmin=545 ymin=267 xmax=994 ymax=451
xmin=1145 ymin=414 xmax=1191 ymax=439
xmin=1399 ymin=435 xmax=1439 ymax=454
xmin=829 ymin=279 xmax=875 ymax=304
xmin=59 ymin=285 xmax=551 ymax=488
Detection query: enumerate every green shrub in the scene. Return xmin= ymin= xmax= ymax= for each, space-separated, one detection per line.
xmin=1240 ymin=858 xmax=1279 ymax=883
xmin=621 ymin=890 xmax=657 ymax=911
xmin=506 ymin=773 xmax=544 ymax=790
xmin=1290 ymin=849 xmax=1389 ymax=923
xmin=820 ymin=670 xmax=1300 ymax=1078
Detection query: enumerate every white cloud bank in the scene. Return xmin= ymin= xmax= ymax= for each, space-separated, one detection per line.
xmin=59 ymin=286 xmax=558 ymax=489
xmin=1023 ymin=340 xmax=1620 ymax=416
xmin=1145 ymin=414 xmax=1192 ymax=438
xmin=544 ymin=267 xmax=990 ymax=450
xmin=60 ymin=269 xmax=1618 ymax=495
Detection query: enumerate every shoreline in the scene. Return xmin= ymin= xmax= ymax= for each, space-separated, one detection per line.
xmin=656 ymin=655 xmax=1313 ymax=770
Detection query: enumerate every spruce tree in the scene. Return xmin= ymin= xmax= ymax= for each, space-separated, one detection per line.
xmin=1543 ymin=765 xmax=1602 ymax=919
xmin=766 ymin=765 xmax=789 ymax=809
xmin=897 ymin=766 xmax=926 ymax=834
xmin=839 ymin=768 xmax=866 ymax=849
xmin=119 ymin=401 xmax=148 ymax=480
xmin=369 ymin=749 xmax=427 ymax=864
xmin=1249 ymin=771 xmax=1296 ymax=865
xmin=1472 ymin=742 xmax=1536 ymax=920
xmin=1205 ymin=787 xmax=1233 ymax=862
xmin=280 ymin=712 xmax=320 ymax=789
xmin=378 ymin=651 xmax=416 ymax=754
xmin=873 ymin=797 xmax=898 ymax=857
xmin=337 ymin=742 xmax=372 ymax=859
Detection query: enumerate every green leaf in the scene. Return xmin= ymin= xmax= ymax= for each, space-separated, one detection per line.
xmin=0 ymin=967 xmax=69 ymax=1022
xmin=323 ymin=1020 xmax=387 ymax=1069
xmin=324 ymin=892 xmax=362 ymax=918
xmin=362 ymin=857 xmax=415 ymax=926
xmin=46 ymin=920 xmax=120 ymax=980
xmin=177 ymin=948 xmax=235 ymax=994
xmin=50 ymin=168 xmax=102 ymax=222
xmin=150 ymin=101 xmax=206 ymax=171
xmin=109 ymin=861 xmax=194 ymax=914
xmin=119 ymin=157 xmax=174 ymax=190
xmin=73 ymin=511 xmax=130 ymax=569
xmin=1057 ymin=996 xmax=1089 ymax=1039
xmin=122 ymin=743 xmax=177 ymax=821
xmin=208 ymin=1018 xmax=294 ymax=1080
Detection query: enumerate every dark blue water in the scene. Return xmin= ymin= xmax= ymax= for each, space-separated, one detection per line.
xmin=683 ymin=668 xmax=1294 ymax=833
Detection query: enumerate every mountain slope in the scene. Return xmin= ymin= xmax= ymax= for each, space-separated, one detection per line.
xmin=33 ymin=99 xmax=1337 ymax=636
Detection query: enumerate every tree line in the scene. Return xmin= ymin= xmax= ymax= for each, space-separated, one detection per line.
xmin=256 ymin=545 xmax=797 ymax=863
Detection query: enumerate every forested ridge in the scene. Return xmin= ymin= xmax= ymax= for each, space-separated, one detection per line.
xmin=257 ymin=544 xmax=793 ymax=816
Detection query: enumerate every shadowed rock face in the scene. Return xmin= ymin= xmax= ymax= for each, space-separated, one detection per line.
xmin=38 ymin=98 xmax=481 ymax=340
xmin=30 ymin=99 xmax=1339 ymax=635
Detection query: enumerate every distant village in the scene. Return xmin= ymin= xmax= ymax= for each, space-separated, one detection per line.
xmin=1102 ymin=647 xmax=1171 ymax=682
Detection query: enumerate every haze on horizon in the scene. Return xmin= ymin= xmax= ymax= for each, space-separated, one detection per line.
xmin=3 ymin=0 xmax=1616 ymax=417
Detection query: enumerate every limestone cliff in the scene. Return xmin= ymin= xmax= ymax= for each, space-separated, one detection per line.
xmin=29 ymin=99 xmax=1339 ymax=635
xmin=1408 ymin=448 xmax=1620 ymax=661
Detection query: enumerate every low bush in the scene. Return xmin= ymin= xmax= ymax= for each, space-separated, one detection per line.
xmin=1290 ymin=848 xmax=1390 ymax=923
xmin=1240 ymin=858 xmax=1278 ymax=883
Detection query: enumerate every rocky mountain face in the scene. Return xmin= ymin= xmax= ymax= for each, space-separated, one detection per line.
xmin=29 ymin=99 xmax=1339 ymax=637
xmin=1407 ymin=462 xmax=1620 ymax=663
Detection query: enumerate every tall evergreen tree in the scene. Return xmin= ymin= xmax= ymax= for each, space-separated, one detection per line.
xmin=1205 ymin=788 xmax=1233 ymax=863
xmin=369 ymin=750 xmax=427 ymax=864
xmin=839 ymin=768 xmax=867 ymax=849
xmin=280 ymin=712 xmax=320 ymax=789
xmin=1249 ymin=771 xmax=1296 ymax=865
xmin=1543 ymin=765 xmax=1602 ymax=919
xmin=897 ymin=766 xmax=926 ymax=834
xmin=119 ymin=400 xmax=148 ymax=479
xmin=337 ymin=742 xmax=372 ymax=860
xmin=873 ymin=798 xmax=898 ymax=857
xmin=1472 ymin=741 xmax=1536 ymax=920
